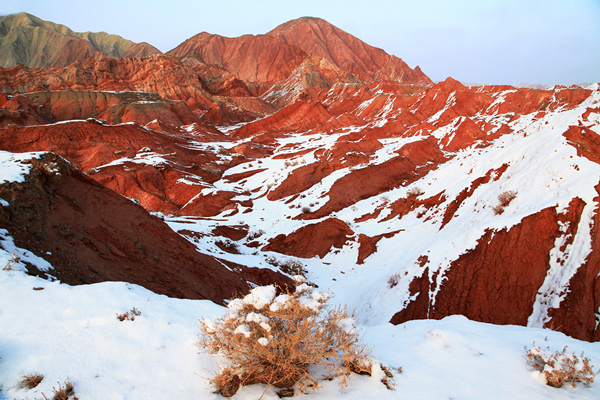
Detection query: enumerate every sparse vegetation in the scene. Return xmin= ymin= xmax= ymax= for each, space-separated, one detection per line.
xmin=3 ymin=251 xmax=21 ymax=271
xmin=217 ymin=146 xmax=230 ymax=155
xmin=216 ymin=239 xmax=239 ymax=254
xmin=247 ymin=229 xmax=265 ymax=241
xmin=42 ymin=380 xmax=77 ymax=400
xmin=284 ymin=159 xmax=299 ymax=168
xmin=265 ymin=256 xmax=307 ymax=277
xmin=493 ymin=190 xmax=517 ymax=215
xmin=301 ymin=206 xmax=311 ymax=214
xmin=387 ymin=273 xmax=402 ymax=289
xmin=117 ymin=307 xmax=142 ymax=321
xmin=199 ymin=283 xmax=371 ymax=396
xmin=406 ymin=187 xmax=425 ymax=198
xmin=525 ymin=344 xmax=599 ymax=388
xmin=18 ymin=372 xmax=44 ymax=389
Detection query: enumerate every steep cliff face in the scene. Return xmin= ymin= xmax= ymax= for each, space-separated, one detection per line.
xmin=0 ymin=13 xmax=160 ymax=68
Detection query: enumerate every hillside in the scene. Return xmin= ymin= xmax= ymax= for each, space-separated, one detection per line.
xmin=0 ymin=12 xmax=160 ymax=68
xmin=0 ymin=12 xmax=600 ymax=398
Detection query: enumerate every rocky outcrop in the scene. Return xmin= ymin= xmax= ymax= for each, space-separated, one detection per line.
xmin=263 ymin=218 xmax=354 ymax=258
xmin=0 ymin=13 xmax=160 ymax=68
xmin=261 ymin=54 xmax=358 ymax=108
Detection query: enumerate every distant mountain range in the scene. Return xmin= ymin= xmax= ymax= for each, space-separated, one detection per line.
xmin=0 ymin=12 xmax=161 ymax=68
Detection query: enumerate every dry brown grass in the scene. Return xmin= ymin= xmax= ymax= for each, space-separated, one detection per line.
xmin=199 ymin=283 xmax=371 ymax=396
xmin=525 ymin=344 xmax=599 ymax=388
xmin=3 ymin=252 xmax=21 ymax=271
xmin=18 ymin=372 xmax=44 ymax=389
xmin=42 ymin=380 xmax=77 ymax=400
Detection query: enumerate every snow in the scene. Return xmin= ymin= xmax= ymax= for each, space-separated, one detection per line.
xmin=0 ymin=151 xmax=40 ymax=183
xmin=1 ymin=267 xmax=600 ymax=399
xmin=242 ymin=285 xmax=276 ymax=310
xmin=2 ymin=82 xmax=600 ymax=398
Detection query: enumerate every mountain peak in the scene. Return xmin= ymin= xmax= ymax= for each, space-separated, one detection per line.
xmin=267 ymin=17 xmax=432 ymax=85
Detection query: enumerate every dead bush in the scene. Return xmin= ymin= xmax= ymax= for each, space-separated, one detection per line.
xmin=525 ymin=344 xmax=599 ymax=388
xmin=265 ymin=256 xmax=307 ymax=277
xmin=116 ymin=307 xmax=142 ymax=321
xmin=498 ymin=190 xmax=517 ymax=206
xmin=3 ymin=251 xmax=21 ymax=271
xmin=493 ymin=190 xmax=517 ymax=215
xmin=18 ymin=372 xmax=44 ymax=389
xmin=216 ymin=239 xmax=240 ymax=254
xmin=406 ymin=187 xmax=424 ymax=198
xmin=42 ymin=380 xmax=77 ymax=400
xmin=247 ymin=229 xmax=265 ymax=241
xmin=199 ymin=282 xmax=371 ymax=396
xmin=387 ymin=273 xmax=402 ymax=289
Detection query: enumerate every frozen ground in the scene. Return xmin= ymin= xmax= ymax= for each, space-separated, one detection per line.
xmin=1 ymin=262 xmax=599 ymax=399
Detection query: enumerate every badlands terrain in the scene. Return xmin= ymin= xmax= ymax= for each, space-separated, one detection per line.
xmin=1 ymin=12 xmax=600 ymax=399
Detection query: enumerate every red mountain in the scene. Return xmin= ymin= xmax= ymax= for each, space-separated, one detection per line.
xmin=267 ymin=17 xmax=432 ymax=85
xmin=168 ymin=32 xmax=308 ymax=95
xmin=2 ymin=14 xmax=600 ymax=343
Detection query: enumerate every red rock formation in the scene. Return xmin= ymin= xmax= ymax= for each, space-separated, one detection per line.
xmin=263 ymin=218 xmax=354 ymax=258
xmin=232 ymin=101 xmax=333 ymax=139
xmin=391 ymin=206 xmax=562 ymax=325
xmin=262 ymin=54 xmax=358 ymax=107
xmin=267 ymin=17 xmax=432 ymax=85
xmin=0 ymin=122 xmax=225 ymax=214
xmin=303 ymin=137 xmax=446 ymax=219
xmin=168 ymin=32 xmax=308 ymax=95
xmin=0 ymin=54 xmax=275 ymax=125
xmin=0 ymin=153 xmax=291 ymax=303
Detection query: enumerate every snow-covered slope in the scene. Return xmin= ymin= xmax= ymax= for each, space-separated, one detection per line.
xmin=1 ymin=255 xmax=600 ymax=399
xmin=152 ymin=83 xmax=600 ymax=341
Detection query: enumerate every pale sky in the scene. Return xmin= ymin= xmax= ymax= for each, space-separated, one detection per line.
xmin=2 ymin=0 xmax=599 ymax=85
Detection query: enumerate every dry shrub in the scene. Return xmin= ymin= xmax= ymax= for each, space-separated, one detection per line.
xmin=493 ymin=190 xmax=517 ymax=215
xmin=199 ymin=281 xmax=370 ymax=396
xmin=498 ymin=190 xmax=517 ymax=207
xmin=18 ymin=372 xmax=44 ymax=389
xmin=406 ymin=187 xmax=424 ymax=198
xmin=42 ymin=380 xmax=77 ymax=400
xmin=525 ymin=344 xmax=599 ymax=388
xmin=3 ymin=252 xmax=21 ymax=271
xmin=215 ymin=239 xmax=240 ymax=254
xmin=116 ymin=307 xmax=142 ymax=321
xmin=387 ymin=273 xmax=402 ymax=289
xmin=265 ymin=256 xmax=307 ymax=277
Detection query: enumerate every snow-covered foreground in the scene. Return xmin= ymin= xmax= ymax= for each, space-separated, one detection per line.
xmin=1 ymin=267 xmax=599 ymax=399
